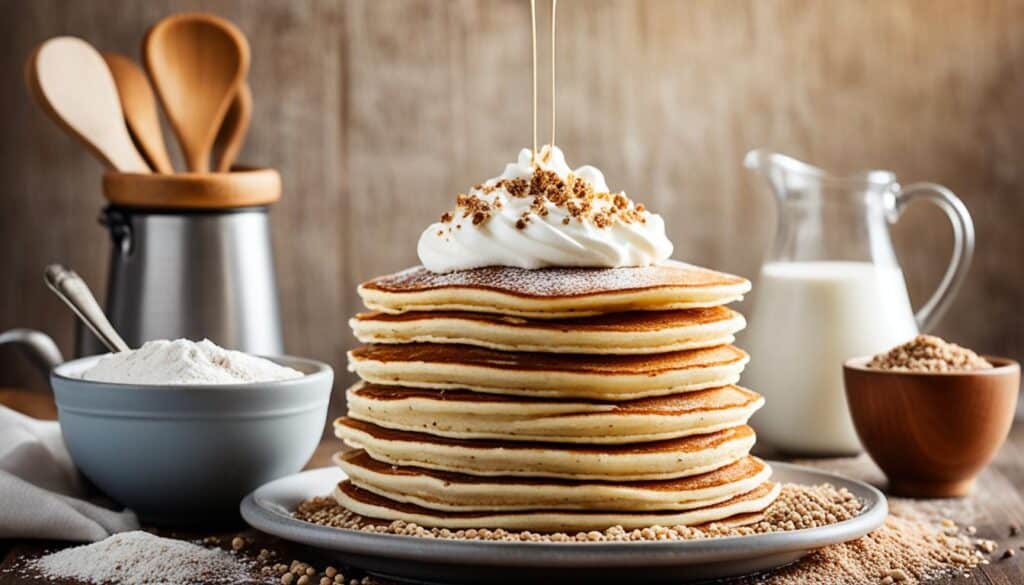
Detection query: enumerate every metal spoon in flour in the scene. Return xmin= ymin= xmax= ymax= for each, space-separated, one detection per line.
xmin=44 ymin=265 xmax=130 ymax=353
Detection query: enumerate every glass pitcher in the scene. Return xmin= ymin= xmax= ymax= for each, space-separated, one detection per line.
xmin=742 ymin=149 xmax=975 ymax=456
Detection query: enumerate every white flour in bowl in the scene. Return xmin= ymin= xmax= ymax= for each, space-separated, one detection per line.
xmin=80 ymin=338 xmax=304 ymax=385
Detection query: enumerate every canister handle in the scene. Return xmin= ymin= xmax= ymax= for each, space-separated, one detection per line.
xmin=101 ymin=207 xmax=133 ymax=256
xmin=886 ymin=182 xmax=975 ymax=333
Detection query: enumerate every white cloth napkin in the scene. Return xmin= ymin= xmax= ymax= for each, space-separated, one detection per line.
xmin=0 ymin=405 xmax=139 ymax=541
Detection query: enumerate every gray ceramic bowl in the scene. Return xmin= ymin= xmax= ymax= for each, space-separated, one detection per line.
xmin=51 ymin=354 xmax=333 ymax=526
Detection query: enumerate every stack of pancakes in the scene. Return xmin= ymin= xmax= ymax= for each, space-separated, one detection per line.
xmin=334 ymin=261 xmax=778 ymax=531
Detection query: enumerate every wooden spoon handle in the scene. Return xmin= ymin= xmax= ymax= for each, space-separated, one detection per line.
xmin=214 ymin=82 xmax=252 ymax=172
xmin=103 ymin=53 xmax=174 ymax=174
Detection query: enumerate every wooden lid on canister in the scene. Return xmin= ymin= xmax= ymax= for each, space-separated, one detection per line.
xmin=103 ymin=167 xmax=281 ymax=209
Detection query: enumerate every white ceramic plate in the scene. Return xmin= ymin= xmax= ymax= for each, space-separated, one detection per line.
xmin=241 ymin=462 xmax=887 ymax=584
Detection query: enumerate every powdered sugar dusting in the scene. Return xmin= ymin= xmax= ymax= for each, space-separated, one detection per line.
xmin=80 ymin=338 xmax=303 ymax=385
xmin=30 ymin=531 xmax=257 ymax=584
xmin=361 ymin=260 xmax=749 ymax=298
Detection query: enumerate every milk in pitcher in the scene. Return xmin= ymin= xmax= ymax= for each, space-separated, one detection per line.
xmin=745 ymin=261 xmax=918 ymax=455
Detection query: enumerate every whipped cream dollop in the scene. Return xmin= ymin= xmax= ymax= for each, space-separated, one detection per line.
xmin=417 ymin=146 xmax=673 ymax=273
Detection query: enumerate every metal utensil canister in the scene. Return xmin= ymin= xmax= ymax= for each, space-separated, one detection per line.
xmin=77 ymin=167 xmax=285 ymax=356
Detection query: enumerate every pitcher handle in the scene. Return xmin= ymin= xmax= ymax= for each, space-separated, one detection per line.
xmin=887 ymin=182 xmax=975 ymax=333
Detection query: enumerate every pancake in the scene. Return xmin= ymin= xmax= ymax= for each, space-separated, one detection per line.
xmin=358 ymin=261 xmax=751 ymax=318
xmin=350 ymin=307 xmax=745 ymax=354
xmin=346 ymin=382 xmax=764 ymax=444
xmin=347 ymin=343 xmax=749 ymax=400
xmin=333 ymin=479 xmax=780 ymax=531
xmin=335 ymin=450 xmax=772 ymax=512
xmin=334 ymin=418 xmax=756 ymax=481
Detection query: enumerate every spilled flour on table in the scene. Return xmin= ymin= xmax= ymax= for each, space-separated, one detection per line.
xmin=733 ymin=515 xmax=991 ymax=584
xmin=27 ymin=531 xmax=259 ymax=584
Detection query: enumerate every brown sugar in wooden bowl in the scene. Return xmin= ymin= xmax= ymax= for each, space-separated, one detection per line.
xmin=843 ymin=356 xmax=1019 ymax=498
xmin=103 ymin=166 xmax=281 ymax=209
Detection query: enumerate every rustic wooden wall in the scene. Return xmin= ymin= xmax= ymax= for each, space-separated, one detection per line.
xmin=1 ymin=1 xmax=1022 ymax=414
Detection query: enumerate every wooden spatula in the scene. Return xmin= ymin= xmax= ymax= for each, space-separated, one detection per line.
xmin=144 ymin=12 xmax=250 ymax=173
xmin=213 ymin=82 xmax=252 ymax=172
xmin=26 ymin=37 xmax=150 ymax=173
xmin=102 ymin=52 xmax=174 ymax=174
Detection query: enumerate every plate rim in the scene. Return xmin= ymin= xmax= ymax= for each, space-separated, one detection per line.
xmin=240 ymin=461 xmax=888 ymax=569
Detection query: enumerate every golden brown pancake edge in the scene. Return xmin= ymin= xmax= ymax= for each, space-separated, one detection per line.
xmin=336 ymin=417 xmax=755 ymax=455
xmin=348 ymin=343 xmax=748 ymax=375
xmin=350 ymin=382 xmax=763 ymax=414
xmin=339 ymin=449 xmax=769 ymax=492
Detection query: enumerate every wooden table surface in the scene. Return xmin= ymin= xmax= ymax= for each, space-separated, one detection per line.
xmin=1 ymin=390 xmax=1022 ymax=584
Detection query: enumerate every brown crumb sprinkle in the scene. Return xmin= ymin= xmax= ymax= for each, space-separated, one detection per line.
xmin=505 ymin=178 xmax=528 ymax=198
xmin=294 ymin=484 xmax=861 ymax=542
xmin=440 ymin=165 xmax=651 ymax=231
xmin=455 ymin=193 xmax=492 ymax=225
xmin=867 ymin=335 xmax=993 ymax=372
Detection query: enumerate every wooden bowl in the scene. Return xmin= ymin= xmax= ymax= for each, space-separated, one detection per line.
xmin=103 ymin=166 xmax=281 ymax=209
xmin=843 ymin=356 xmax=1019 ymax=498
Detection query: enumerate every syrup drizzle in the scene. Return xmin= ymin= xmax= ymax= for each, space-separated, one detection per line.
xmin=530 ymin=0 xmax=558 ymax=166
xmin=551 ymin=0 xmax=558 ymax=152
xmin=530 ymin=0 xmax=538 ymax=164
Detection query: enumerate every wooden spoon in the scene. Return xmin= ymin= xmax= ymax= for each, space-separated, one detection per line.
xmin=26 ymin=37 xmax=150 ymax=173
xmin=213 ymin=82 xmax=252 ymax=172
xmin=102 ymin=53 xmax=174 ymax=174
xmin=144 ymin=12 xmax=250 ymax=172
